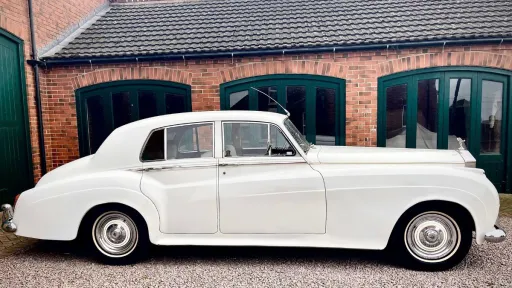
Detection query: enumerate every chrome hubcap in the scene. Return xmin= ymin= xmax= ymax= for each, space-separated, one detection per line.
xmin=93 ymin=212 xmax=138 ymax=257
xmin=405 ymin=212 xmax=460 ymax=262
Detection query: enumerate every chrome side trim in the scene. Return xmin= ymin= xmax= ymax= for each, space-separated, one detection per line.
xmin=136 ymin=163 xmax=218 ymax=172
xmin=1 ymin=204 xmax=17 ymax=233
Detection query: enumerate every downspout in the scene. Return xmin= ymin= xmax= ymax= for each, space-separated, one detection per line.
xmin=27 ymin=0 xmax=47 ymax=175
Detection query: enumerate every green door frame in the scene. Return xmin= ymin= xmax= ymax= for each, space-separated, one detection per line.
xmin=378 ymin=66 xmax=512 ymax=193
xmin=75 ymin=80 xmax=192 ymax=156
xmin=220 ymin=74 xmax=346 ymax=145
xmin=0 ymin=28 xmax=34 ymax=198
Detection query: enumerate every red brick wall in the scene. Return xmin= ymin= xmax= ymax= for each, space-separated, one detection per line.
xmin=39 ymin=43 xmax=512 ymax=172
xmin=33 ymin=0 xmax=107 ymax=49
xmin=1 ymin=0 xmax=108 ymax=181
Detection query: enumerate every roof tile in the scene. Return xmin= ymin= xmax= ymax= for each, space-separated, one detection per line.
xmin=47 ymin=0 xmax=512 ymax=59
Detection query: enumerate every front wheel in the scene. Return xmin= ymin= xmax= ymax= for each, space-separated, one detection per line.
xmin=82 ymin=207 xmax=149 ymax=265
xmin=390 ymin=207 xmax=473 ymax=271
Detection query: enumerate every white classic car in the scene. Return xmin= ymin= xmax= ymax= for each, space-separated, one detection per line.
xmin=1 ymin=110 xmax=506 ymax=270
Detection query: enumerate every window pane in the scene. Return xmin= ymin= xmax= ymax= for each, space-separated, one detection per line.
xmin=112 ymin=91 xmax=131 ymax=129
xmin=139 ymin=91 xmax=158 ymax=119
xmin=386 ymin=84 xmax=407 ymax=148
xmin=229 ymin=90 xmax=249 ymax=110
xmin=481 ymin=80 xmax=503 ymax=153
xmin=141 ymin=129 xmax=164 ymax=161
xmin=257 ymin=86 xmax=278 ymax=112
xmin=223 ymin=123 xmax=295 ymax=157
xmin=270 ymin=125 xmax=296 ymax=156
xmin=86 ymin=96 xmax=107 ymax=154
xmin=316 ymin=87 xmax=336 ymax=146
xmin=167 ymin=124 xmax=214 ymax=160
xmin=165 ymin=93 xmax=186 ymax=114
xmin=285 ymin=118 xmax=309 ymax=153
xmin=448 ymin=79 xmax=471 ymax=149
xmin=286 ymin=86 xmax=306 ymax=135
xmin=223 ymin=123 xmax=268 ymax=157
xmin=416 ymin=79 xmax=439 ymax=149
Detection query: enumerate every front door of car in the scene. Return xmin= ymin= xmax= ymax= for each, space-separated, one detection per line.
xmin=218 ymin=122 xmax=326 ymax=234
xmin=140 ymin=122 xmax=218 ymax=233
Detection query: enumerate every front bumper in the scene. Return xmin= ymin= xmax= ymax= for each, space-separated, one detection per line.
xmin=1 ymin=204 xmax=16 ymax=233
xmin=484 ymin=225 xmax=506 ymax=243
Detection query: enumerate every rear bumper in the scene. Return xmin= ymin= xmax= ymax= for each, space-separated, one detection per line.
xmin=1 ymin=204 xmax=17 ymax=233
xmin=484 ymin=224 xmax=506 ymax=243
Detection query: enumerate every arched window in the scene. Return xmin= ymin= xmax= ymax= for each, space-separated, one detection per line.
xmin=220 ymin=74 xmax=346 ymax=146
xmin=76 ymin=80 xmax=191 ymax=156
xmin=378 ymin=67 xmax=512 ymax=192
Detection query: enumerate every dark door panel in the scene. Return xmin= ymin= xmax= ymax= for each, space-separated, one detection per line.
xmin=0 ymin=30 xmax=33 ymax=204
xmin=379 ymin=68 xmax=511 ymax=192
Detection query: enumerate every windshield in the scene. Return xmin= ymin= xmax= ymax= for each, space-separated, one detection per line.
xmin=284 ymin=118 xmax=310 ymax=153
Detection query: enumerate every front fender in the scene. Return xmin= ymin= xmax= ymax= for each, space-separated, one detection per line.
xmin=317 ymin=164 xmax=499 ymax=249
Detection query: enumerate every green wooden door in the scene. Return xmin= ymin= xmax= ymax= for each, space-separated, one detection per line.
xmin=76 ymin=80 xmax=192 ymax=156
xmin=378 ymin=67 xmax=512 ymax=192
xmin=221 ymin=74 xmax=346 ymax=146
xmin=471 ymin=73 xmax=509 ymax=191
xmin=0 ymin=30 xmax=33 ymax=204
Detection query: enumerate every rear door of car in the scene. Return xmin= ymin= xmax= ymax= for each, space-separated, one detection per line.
xmin=140 ymin=122 xmax=218 ymax=234
xmin=217 ymin=121 xmax=326 ymax=234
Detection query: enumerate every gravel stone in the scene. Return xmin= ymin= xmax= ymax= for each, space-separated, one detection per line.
xmin=3 ymin=217 xmax=512 ymax=287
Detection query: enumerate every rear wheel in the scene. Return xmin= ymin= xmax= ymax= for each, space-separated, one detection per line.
xmin=82 ymin=206 xmax=149 ymax=265
xmin=390 ymin=205 xmax=473 ymax=271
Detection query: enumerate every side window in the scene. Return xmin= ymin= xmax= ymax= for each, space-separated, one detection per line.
xmin=223 ymin=122 xmax=296 ymax=157
xmin=167 ymin=123 xmax=213 ymax=160
xmin=141 ymin=129 xmax=164 ymax=161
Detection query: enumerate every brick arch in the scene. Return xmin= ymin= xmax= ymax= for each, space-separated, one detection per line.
xmin=376 ymin=51 xmax=512 ymax=77
xmin=217 ymin=60 xmax=348 ymax=84
xmin=71 ymin=67 xmax=193 ymax=90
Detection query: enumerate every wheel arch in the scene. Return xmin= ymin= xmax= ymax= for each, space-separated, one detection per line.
xmin=386 ymin=200 xmax=476 ymax=248
xmin=77 ymin=202 xmax=150 ymax=239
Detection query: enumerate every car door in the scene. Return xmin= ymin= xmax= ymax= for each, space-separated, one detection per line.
xmin=218 ymin=121 xmax=326 ymax=234
xmin=140 ymin=122 xmax=218 ymax=233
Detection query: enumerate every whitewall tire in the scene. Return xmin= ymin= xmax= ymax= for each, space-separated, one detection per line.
xmin=389 ymin=204 xmax=473 ymax=271
xmin=81 ymin=205 xmax=149 ymax=265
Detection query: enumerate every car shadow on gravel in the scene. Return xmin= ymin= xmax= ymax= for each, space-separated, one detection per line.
xmin=32 ymin=240 xmax=396 ymax=267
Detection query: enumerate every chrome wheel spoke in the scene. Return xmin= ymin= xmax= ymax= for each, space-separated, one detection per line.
xmin=405 ymin=212 xmax=461 ymax=262
xmin=93 ymin=212 xmax=138 ymax=257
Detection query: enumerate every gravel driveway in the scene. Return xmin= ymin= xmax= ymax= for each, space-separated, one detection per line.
xmin=3 ymin=218 xmax=512 ymax=287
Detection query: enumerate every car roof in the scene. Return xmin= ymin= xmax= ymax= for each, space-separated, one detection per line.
xmin=120 ymin=110 xmax=289 ymax=131
xmin=93 ymin=110 xmax=290 ymax=169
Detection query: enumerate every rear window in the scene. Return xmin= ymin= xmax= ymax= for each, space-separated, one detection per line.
xmin=141 ymin=129 xmax=164 ymax=161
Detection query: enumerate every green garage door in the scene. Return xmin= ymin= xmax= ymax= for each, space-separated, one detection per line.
xmin=76 ymin=80 xmax=192 ymax=156
xmin=0 ymin=30 xmax=33 ymax=204
xmin=220 ymin=74 xmax=346 ymax=146
xmin=378 ymin=67 xmax=512 ymax=193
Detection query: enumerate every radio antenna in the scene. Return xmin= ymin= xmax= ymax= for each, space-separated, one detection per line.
xmin=250 ymin=87 xmax=291 ymax=117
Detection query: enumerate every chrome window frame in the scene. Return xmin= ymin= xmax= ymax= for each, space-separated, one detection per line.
xmin=139 ymin=121 xmax=215 ymax=163
xmin=221 ymin=121 xmax=300 ymax=159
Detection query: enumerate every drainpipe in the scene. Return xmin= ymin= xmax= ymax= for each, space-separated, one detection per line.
xmin=27 ymin=0 xmax=47 ymax=175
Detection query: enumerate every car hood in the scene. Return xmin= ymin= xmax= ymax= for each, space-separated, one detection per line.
xmin=308 ymin=145 xmax=467 ymax=165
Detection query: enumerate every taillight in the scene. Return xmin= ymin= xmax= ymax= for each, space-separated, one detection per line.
xmin=14 ymin=194 xmax=21 ymax=207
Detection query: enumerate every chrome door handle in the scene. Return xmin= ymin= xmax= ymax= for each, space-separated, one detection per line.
xmin=161 ymin=165 xmax=183 ymax=171
xmin=219 ymin=163 xmax=239 ymax=167
xmin=142 ymin=167 xmax=162 ymax=172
